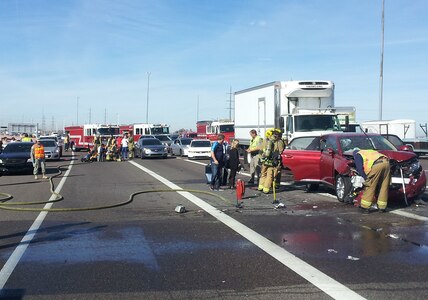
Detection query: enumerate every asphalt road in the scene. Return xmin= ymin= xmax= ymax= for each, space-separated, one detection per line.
xmin=0 ymin=152 xmax=427 ymax=299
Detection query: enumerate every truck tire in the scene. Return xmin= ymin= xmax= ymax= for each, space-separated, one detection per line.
xmin=335 ymin=175 xmax=352 ymax=202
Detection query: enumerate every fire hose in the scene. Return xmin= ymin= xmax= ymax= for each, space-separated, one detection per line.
xmin=0 ymin=162 xmax=234 ymax=212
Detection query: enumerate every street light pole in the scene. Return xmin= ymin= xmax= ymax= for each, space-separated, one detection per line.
xmin=146 ymin=72 xmax=151 ymax=123
xmin=379 ymin=0 xmax=385 ymax=120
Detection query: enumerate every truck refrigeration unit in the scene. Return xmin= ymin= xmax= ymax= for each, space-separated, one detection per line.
xmin=234 ymin=80 xmax=343 ymax=149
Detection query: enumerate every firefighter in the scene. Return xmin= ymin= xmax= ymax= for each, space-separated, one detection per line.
xmin=258 ymin=128 xmax=282 ymax=194
xmin=128 ymin=132 xmax=135 ymax=159
xmin=64 ymin=132 xmax=70 ymax=151
xmin=31 ymin=139 xmax=48 ymax=179
xmin=272 ymin=130 xmax=286 ymax=188
xmin=94 ymin=135 xmax=101 ymax=149
xmin=246 ymin=129 xmax=263 ymax=185
xmin=353 ymin=149 xmax=391 ymax=213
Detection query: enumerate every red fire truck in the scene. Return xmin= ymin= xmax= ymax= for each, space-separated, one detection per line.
xmin=120 ymin=123 xmax=170 ymax=140
xmin=65 ymin=124 xmax=120 ymax=151
xmin=196 ymin=120 xmax=234 ymax=143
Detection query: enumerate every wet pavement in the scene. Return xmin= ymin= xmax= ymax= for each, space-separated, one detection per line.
xmin=0 ymin=152 xmax=427 ymax=299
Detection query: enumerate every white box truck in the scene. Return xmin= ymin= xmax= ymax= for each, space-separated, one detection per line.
xmin=234 ymin=80 xmax=343 ymax=148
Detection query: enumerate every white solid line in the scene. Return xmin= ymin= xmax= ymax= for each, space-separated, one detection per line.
xmin=0 ymin=156 xmax=75 ymax=290
xmin=129 ymin=160 xmax=365 ymax=300
xmin=390 ymin=209 xmax=428 ymax=221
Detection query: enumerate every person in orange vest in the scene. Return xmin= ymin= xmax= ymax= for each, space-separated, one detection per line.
xmin=31 ymin=139 xmax=48 ymax=179
xmin=353 ymin=149 xmax=391 ymax=213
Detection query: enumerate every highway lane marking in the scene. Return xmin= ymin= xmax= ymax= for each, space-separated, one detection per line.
xmin=318 ymin=193 xmax=428 ymax=221
xmin=182 ymin=158 xmax=428 ymax=221
xmin=389 ymin=209 xmax=428 ymax=221
xmin=129 ymin=160 xmax=366 ymax=300
xmin=0 ymin=156 xmax=75 ymax=290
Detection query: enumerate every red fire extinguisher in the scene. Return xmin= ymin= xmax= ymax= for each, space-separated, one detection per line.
xmin=236 ymin=179 xmax=245 ymax=207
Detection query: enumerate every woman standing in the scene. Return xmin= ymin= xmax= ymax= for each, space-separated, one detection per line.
xmin=228 ymin=139 xmax=241 ymax=189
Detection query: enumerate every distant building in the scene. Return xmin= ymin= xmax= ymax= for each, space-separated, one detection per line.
xmin=8 ymin=123 xmax=36 ymax=135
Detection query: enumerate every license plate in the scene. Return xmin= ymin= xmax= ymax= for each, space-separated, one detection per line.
xmin=391 ymin=177 xmax=410 ymax=184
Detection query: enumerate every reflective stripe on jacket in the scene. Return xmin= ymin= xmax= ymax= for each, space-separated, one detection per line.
xmin=34 ymin=145 xmax=45 ymax=159
xmin=358 ymin=150 xmax=384 ymax=175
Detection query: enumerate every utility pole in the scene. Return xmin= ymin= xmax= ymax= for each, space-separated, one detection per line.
xmin=379 ymin=0 xmax=385 ymax=120
xmin=146 ymin=72 xmax=151 ymax=123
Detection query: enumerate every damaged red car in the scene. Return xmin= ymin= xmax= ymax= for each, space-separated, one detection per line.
xmin=281 ymin=133 xmax=426 ymax=203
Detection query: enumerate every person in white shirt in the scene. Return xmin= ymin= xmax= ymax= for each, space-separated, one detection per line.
xmin=121 ymin=133 xmax=129 ymax=160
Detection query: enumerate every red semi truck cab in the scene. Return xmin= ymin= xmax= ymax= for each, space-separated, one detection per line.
xmin=196 ymin=120 xmax=234 ymax=143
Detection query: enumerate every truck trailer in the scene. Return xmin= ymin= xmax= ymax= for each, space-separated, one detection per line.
xmin=361 ymin=119 xmax=428 ymax=157
xmin=234 ymin=80 xmax=342 ymax=147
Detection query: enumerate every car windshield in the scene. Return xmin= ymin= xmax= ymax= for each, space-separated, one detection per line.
xmin=181 ymin=138 xmax=193 ymax=145
xmin=152 ymin=127 xmax=170 ymax=135
xmin=339 ymin=135 xmax=397 ymax=152
xmin=40 ymin=136 xmax=58 ymax=142
xmin=295 ymin=115 xmax=342 ymax=132
xmin=155 ymin=135 xmax=171 ymax=142
xmin=191 ymin=140 xmax=211 ymax=147
xmin=3 ymin=143 xmax=33 ymax=153
xmin=382 ymin=135 xmax=403 ymax=147
xmin=142 ymin=139 xmax=162 ymax=146
xmin=219 ymin=125 xmax=234 ymax=133
xmin=40 ymin=140 xmax=57 ymax=147
xmin=98 ymin=127 xmax=120 ymax=136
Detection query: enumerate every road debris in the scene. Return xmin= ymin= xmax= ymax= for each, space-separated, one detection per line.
xmin=175 ymin=205 xmax=186 ymax=213
xmin=347 ymin=255 xmax=360 ymax=261
xmin=387 ymin=233 xmax=399 ymax=239
xmin=274 ymin=203 xmax=286 ymax=209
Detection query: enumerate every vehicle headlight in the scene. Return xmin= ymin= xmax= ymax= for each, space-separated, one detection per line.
xmin=26 ymin=158 xmax=32 ymax=163
xmin=144 ymin=148 xmax=151 ymax=154
xmin=0 ymin=159 xmax=2 ymax=163
xmin=55 ymin=149 xmax=60 ymax=153
xmin=164 ymin=147 xmax=167 ymax=152
xmin=409 ymin=161 xmax=420 ymax=174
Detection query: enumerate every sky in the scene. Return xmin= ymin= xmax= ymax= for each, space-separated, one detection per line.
xmin=0 ymin=0 xmax=427 ymax=134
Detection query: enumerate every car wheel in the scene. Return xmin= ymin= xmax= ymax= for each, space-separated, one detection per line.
xmin=335 ymin=175 xmax=352 ymax=202
xmin=71 ymin=143 xmax=76 ymax=152
xmin=305 ymin=183 xmax=319 ymax=192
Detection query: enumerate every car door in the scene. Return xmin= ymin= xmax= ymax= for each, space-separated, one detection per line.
xmin=281 ymin=137 xmax=322 ymax=182
xmin=319 ymin=135 xmax=337 ymax=186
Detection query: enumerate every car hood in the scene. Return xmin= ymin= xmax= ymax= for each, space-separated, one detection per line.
xmin=143 ymin=145 xmax=165 ymax=150
xmin=343 ymin=149 xmax=417 ymax=162
xmin=0 ymin=152 xmax=31 ymax=159
xmin=189 ymin=147 xmax=211 ymax=151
